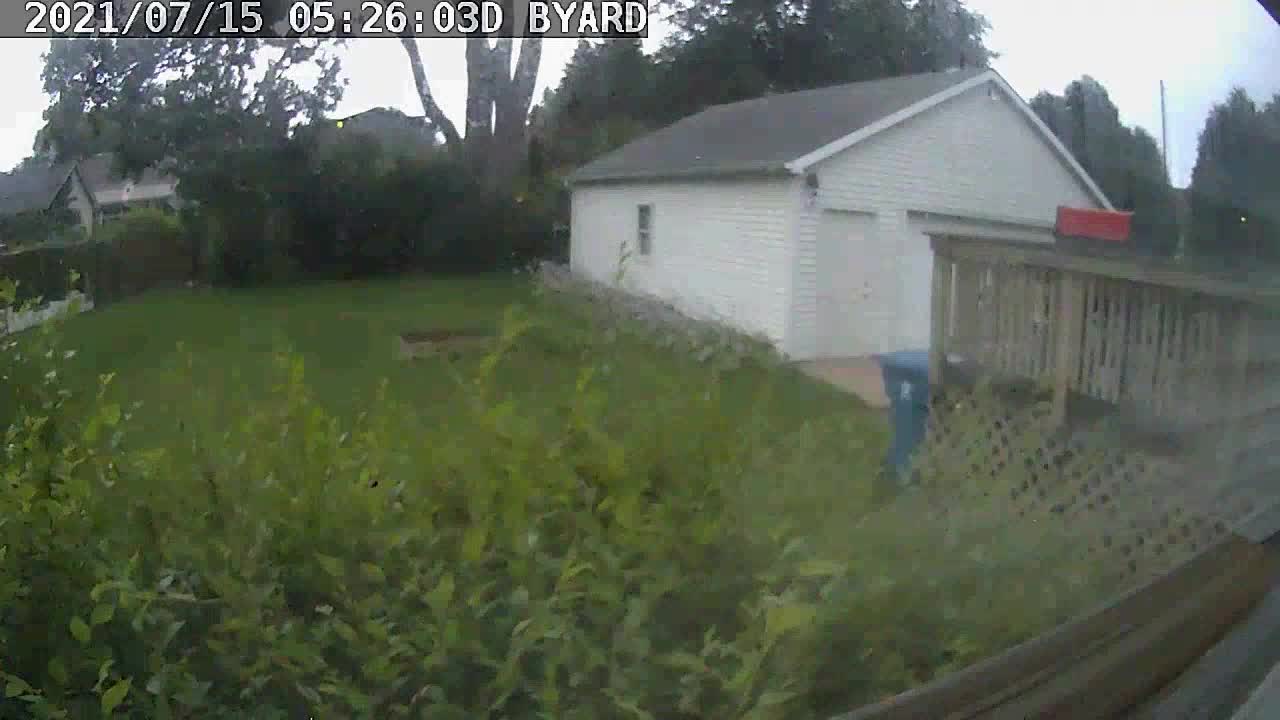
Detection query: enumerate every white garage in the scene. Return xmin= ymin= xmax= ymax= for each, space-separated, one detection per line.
xmin=568 ymin=68 xmax=1111 ymax=360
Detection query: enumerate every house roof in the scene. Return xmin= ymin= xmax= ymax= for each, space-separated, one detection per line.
xmin=570 ymin=69 xmax=987 ymax=184
xmin=333 ymin=107 xmax=436 ymax=143
xmin=76 ymin=153 xmax=174 ymax=194
xmin=568 ymin=68 xmax=1113 ymax=209
xmin=0 ymin=162 xmax=76 ymax=216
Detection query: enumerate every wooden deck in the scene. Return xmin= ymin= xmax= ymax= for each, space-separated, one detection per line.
xmin=822 ymin=233 xmax=1280 ymax=720
xmin=927 ymin=234 xmax=1280 ymax=544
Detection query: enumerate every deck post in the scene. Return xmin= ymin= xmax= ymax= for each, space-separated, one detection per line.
xmin=1220 ymin=307 xmax=1253 ymax=467
xmin=929 ymin=237 xmax=954 ymax=388
xmin=1051 ymin=270 xmax=1083 ymax=426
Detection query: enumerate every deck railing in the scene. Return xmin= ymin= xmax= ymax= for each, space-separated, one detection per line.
xmin=929 ymin=236 xmax=1280 ymax=428
xmin=929 ymin=235 xmax=1280 ymax=511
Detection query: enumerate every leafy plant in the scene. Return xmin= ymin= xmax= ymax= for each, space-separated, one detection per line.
xmin=96 ymin=209 xmax=187 ymax=298
xmin=0 ymin=274 xmax=1141 ymax=719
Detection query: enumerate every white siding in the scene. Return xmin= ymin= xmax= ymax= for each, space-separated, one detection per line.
xmin=570 ymin=177 xmax=800 ymax=347
xmin=66 ymin=171 xmax=95 ymax=233
xmin=791 ymin=80 xmax=1103 ymax=358
xmin=815 ymin=210 xmax=883 ymax=357
xmin=93 ymin=180 xmax=178 ymax=208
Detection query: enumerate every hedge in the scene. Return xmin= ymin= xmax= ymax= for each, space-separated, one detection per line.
xmin=0 ymin=241 xmax=106 ymax=306
xmin=0 ymin=209 xmax=190 ymax=310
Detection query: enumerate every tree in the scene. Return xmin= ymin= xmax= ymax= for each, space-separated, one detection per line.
xmin=38 ymin=34 xmax=344 ymax=283
xmin=399 ymin=3 xmax=542 ymax=188
xmin=651 ymin=0 xmax=994 ymax=124
xmin=1188 ymin=88 xmax=1280 ymax=264
xmin=1031 ymin=77 xmax=1179 ymax=256
xmin=531 ymin=38 xmax=657 ymax=175
xmin=39 ymin=36 xmax=343 ymax=172
xmin=8 ymin=152 xmax=57 ymax=174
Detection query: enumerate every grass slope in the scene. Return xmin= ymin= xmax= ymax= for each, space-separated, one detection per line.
xmin=44 ymin=275 xmax=872 ymax=452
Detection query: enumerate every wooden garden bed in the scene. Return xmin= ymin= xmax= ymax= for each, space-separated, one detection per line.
xmin=397 ymin=329 xmax=492 ymax=360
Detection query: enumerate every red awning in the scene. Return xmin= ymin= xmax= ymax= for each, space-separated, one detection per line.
xmin=1055 ymin=206 xmax=1133 ymax=244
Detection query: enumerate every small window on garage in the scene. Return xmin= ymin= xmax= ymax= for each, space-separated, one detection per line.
xmin=637 ymin=204 xmax=653 ymax=256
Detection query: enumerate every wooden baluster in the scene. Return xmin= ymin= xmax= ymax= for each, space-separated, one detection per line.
xmin=1221 ymin=307 xmax=1252 ymax=469
xmin=1052 ymin=271 xmax=1084 ymax=427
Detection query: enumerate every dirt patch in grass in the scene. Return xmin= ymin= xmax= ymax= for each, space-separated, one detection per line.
xmin=401 ymin=329 xmax=490 ymax=343
xmin=398 ymin=328 xmax=493 ymax=359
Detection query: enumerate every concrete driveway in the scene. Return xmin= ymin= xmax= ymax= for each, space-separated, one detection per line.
xmin=795 ymin=356 xmax=890 ymax=409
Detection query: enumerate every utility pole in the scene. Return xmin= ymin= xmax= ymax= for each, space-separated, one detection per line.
xmin=1160 ymin=80 xmax=1170 ymax=184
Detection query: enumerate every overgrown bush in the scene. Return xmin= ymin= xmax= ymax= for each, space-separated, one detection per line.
xmin=0 ymin=211 xmax=187 ymax=310
xmin=97 ymin=209 xmax=188 ymax=297
xmin=427 ymin=186 xmax=560 ymax=273
xmin=0 ymin=292 xmax=846 ymax=718
xmin=0 ymin=241 xmax=100 ymax=305
xmin=284 ymin=135 xmax=474 ymax=276
xmin=0 ymin=203 xmax=83 ymax=252
xmin=0 ymin=277 xmax=1139 ymax=718
xmin=175 ymin=143 xmax=288 ymax=287
xmin=182 ymin=133 xmax=561 ymax=285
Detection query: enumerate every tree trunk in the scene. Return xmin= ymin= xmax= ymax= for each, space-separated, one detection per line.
xmin=399 ymin=37 xmax=461 ymax=148
xmin=464 ymin=38 xmax=498 ymax=181
xmin=805 ymin=0 xmax=830 ymax=78
xmin=401 ymin=31 xmax=541 ymax=189
xmin=491 ymin=37 xmax=542 ymax=185
xmin=492 ymin=94 xmax=524 ymax=185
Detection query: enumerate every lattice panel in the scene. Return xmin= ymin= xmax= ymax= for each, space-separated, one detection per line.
xmin=917 ymin=386 xmax=1246 ymax=585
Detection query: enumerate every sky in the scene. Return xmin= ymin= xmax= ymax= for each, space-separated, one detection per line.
xmin=1 ymin=0 xmax=1277 ymax=187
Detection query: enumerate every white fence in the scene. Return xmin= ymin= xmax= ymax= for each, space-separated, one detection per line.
xmin=2 ymin=292 xmax=94 ymax=336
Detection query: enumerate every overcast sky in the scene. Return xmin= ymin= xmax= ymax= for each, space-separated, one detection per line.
xmin=1 ymin=0 xmax=1277 ymax=186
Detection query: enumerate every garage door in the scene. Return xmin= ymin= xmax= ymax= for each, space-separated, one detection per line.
xmin=897 ymin=228 xmax=935 ymax=350
xmin=816 ymin=210 xmax=886 ymax=357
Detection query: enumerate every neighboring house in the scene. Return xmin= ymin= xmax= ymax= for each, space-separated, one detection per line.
xmin=0 ymin=161 xmax=96 ymax=247
xmin=77 ymin=153 xmax=180 ymax=222
xmin=568 ymin=68 xmax=1113 ymax=360
xmin=323 ymin=107 xmax=439 ymax=152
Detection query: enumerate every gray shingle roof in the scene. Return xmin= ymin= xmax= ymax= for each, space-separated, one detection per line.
xmin=331 ymin=108 xmax=437 ymax=146
xmin=0 ymin=163 xmax=76 ymax=216
xmin=569 ymin=68 xmax=988 ymax=184
xmin=76 ymin=153 xmax=174 ymax=195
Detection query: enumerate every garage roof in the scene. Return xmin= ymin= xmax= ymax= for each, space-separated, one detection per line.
xmin=568 ymin=68 xmax=1112 ymax=210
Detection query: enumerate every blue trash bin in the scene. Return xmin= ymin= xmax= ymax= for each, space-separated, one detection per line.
xmin=877 ymin=350 xmax=931 ymax=480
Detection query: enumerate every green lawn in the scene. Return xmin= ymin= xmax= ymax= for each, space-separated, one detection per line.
xmin=45 ymin=274 xmax=883 ymax=468
xmin=0 ymin=275 xmax=1134 ymax=717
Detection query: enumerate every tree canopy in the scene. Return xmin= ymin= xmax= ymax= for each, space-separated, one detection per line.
xmin=653 ymin=0 xmax=993 ymax=124
xmin=530 ymin=38 xmax=656 ymax=175
xmin=1030 ymin=77 xmax=1179 ymax=257
xmin=1187 ymin=87 xmax=1280 ymax=264
xmin=39 ymin=36 xmax=344 ymax=175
